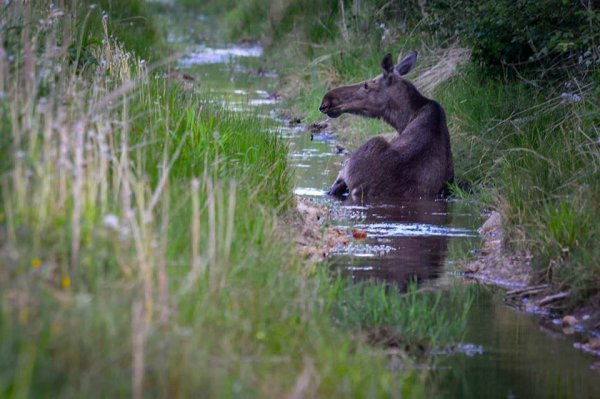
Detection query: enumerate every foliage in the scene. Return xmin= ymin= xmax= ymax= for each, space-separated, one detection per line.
xmin=193 ymin=0 xmax=600 ymax=76
xmin=426 ymin=0 xmax=600 ymax=72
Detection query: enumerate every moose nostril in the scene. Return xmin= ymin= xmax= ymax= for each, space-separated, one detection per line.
xmin=319 ymin=97 xmax=331 ymax=112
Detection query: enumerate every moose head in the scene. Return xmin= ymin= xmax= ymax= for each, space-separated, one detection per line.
xmin=319 ymin=52 xmax=419 ymax=122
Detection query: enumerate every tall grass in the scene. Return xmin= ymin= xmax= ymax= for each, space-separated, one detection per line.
xmin=435 ymin=68 xmax=600 ymax=302
xmin=0 ymin=1 xmax=474 ymax=397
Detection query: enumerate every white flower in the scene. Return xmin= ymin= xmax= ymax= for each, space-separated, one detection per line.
xmin=560 ymin=92 xmax=582 ymax=104
xmin=102 ymin=214 xmax=120 ymax=230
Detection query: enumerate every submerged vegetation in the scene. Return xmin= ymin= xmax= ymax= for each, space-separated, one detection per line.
xmin=197 ymin=0 xmax=599 ymax=305
xmin=0 ymin=1 xmax=475 ymax=397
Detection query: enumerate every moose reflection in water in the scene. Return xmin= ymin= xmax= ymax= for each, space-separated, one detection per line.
xmin=331 ymin=199 xmax=456 ymax=289
xmin=319 ymin=51 xmax=454 ymax=200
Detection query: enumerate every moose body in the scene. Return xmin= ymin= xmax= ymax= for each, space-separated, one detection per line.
xmin=319 ymin=52 xmax=454 ymax=200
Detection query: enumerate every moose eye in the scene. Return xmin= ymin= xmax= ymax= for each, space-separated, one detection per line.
xmin=363 ymin=82 xmax=369 ymax=89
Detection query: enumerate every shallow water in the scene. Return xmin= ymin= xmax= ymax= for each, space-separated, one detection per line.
xmin=168 ymin=10 xmax=600 ymax=398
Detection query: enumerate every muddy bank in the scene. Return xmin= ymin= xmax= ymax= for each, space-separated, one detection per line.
xmin=462 ymin=211 xmax=532 ymax=289
xmin=293 ymin=198 xmax=353 ymax=264
xmin=463 ymin=211 xmax=600 ymax=358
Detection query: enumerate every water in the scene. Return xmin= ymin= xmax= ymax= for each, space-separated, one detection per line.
xmin=167 ymin=10 xmax=600 ymax=398
xmin=436 ymin=293 xmax=600 ymax=398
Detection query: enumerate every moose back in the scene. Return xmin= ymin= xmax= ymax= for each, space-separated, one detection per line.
xmin=319 ymin=52 xmax=454 ymax=200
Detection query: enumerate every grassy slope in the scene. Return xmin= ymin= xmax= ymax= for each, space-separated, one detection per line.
xmin=205 ymin=0 xmax=600 ymax=306
xmin=436 ymin=70 xmax=599 ymax=301
xmin=0 ymin=1 xmax=473 ymax=397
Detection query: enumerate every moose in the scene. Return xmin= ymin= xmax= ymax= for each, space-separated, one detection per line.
xmin=319 ymin=52 xmax=454 ymax=200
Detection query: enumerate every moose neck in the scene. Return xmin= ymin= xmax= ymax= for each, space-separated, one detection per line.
xmin=382 ymin=82 xmax=429 ymax=134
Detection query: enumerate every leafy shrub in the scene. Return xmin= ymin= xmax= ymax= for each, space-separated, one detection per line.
xmin=427 ymin=0 xmax=600 ymax=72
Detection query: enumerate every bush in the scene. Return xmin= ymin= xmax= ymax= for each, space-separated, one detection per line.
xmin=427 ymin=0 xmax=600 ymax=72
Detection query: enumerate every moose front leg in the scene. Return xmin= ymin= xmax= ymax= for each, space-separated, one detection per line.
xmin=327 ymin=163 xmax=349 ymax=197
xmin=327 ymin=137 xmax=391 ymax=199
xmin=326 ymin=156 xmax=351 ymax=197
xmin=327 ymin=176 xmax=348 ymax=197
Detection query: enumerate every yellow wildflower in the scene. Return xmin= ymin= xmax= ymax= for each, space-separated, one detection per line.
xmin=51 ymin=321 xmax=62 ymax=336
xmin=32 ymin=258 xmax=42 ymax=269
xmin=61 ymin=276 xmax=71 ymax=289
xmin=19 ymin=308 xmax=29 ymax=324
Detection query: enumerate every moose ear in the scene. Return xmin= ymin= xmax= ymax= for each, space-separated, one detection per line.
xmin=395 ymin=51 xmax=417 ymax=76
xmin=381 ymin=53 xmax=394 ymax=78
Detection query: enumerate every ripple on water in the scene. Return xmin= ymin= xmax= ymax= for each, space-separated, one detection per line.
xmin=353 ymin=222 xmax=477 ymax=238
xmin=347 ymin=266 xmax=375 ymax=271
xmin=248 ymin=98 xmax=278 ymax=106
xmin=255 ymin=90 xmax=271 ymax=97
xmin=431 ymin=343 xmax=485 ymax=357
xmin=290 ymin=150 xmax=337 ymax=159
xmin=329 ymin=242 xmax=395 ymax=257
xmin=330 ymin=207 xmax=367 ymax=221
xmin=293 ymin=187 xmax=326 ymax=197
xmin=179 ymin=45 xmax=263 ymax=66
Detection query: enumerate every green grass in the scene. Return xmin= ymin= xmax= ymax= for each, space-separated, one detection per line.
xmin=78 ymin=0 xmax=162 ymax=61
xmin=332 ymin=281 xmax=473 ymax=350
xmin=435 ymin=68 xmax=600 ymax=302
xmin=0 ymin=1 xmax=475 ymax=397
xmin=126 ymin=85 xmax=292 ymax=207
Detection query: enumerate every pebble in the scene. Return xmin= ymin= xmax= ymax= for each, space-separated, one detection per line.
xmin=352 ymin=229 xmax=367 ymax=240
xmin=561 ymin=315 xmax=578 ymax=327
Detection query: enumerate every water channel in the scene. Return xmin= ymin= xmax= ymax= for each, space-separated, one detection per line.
xmin=165 ymin=9 xmax=600 ymax=398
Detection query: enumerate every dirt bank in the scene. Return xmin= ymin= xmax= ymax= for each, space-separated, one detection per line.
xmin=293 ymin=198 xmax=349 ymax=264
xmin=462 ymin=210 xmax=532 ymax=289
xmin=463 ymin=211 xmax=600 ymax=358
